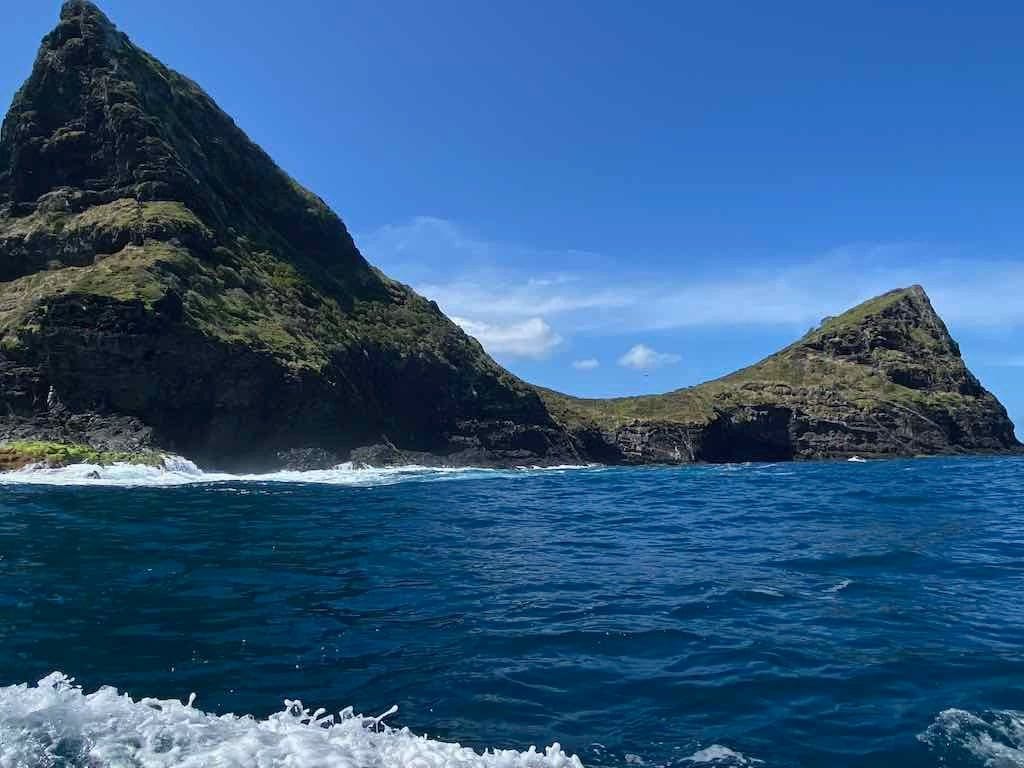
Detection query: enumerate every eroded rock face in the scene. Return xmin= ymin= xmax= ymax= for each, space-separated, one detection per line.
xmin=548 ymin=287 xmax=1019 ymax=464
xmin=0 ymin=4 xmax=1017 ymax=469
xmin=0 ymin=1 xmax=578 ymax=470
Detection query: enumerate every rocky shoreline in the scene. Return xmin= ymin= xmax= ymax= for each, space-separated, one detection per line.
xmin=0 ymin=3 xmax=1018 ymax=472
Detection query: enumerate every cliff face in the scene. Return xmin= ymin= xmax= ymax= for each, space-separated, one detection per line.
xmin=0 ymin=1 xmax=576 ymax=470
xmin=543 ymin=286 xmax=1019 ymax=463
xmin=0 ymin=3 xmax=1017 ymax=470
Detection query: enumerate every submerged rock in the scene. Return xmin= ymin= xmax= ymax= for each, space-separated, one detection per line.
xmin=0 ymin=3 xmax=1018 ymax=469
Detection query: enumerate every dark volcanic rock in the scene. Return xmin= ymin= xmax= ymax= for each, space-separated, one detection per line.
xmin=545 ymin=286 xmax=1020 ymax=463
xmin=0 ymin=1 xmax=578 ymax=470
xmin=0 ymin=4 xmax=1017 ymax=469
xmin=276 ymin=448 xmax=343 ymax=472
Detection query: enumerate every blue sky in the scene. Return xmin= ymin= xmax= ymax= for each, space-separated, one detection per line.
xmin=5 ymin=1 xmax=1022 ymax=430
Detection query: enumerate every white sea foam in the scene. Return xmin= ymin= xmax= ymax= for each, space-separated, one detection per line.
xmin=0 ymin=672 xmax=583 ymax=768
xmin=684 ymin=744 xmax=763 ymax=765
xmin=748 ymin=587 xmax=785 ymax=598
xmin=826 ymin=579 xmax=853 ymax=593
xmin=919 ymin=708 xmax=1024 ymax=767
xmin=0 ymin=457 xmax=594 ymax=488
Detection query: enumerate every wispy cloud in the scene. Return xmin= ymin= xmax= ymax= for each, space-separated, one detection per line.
xmin=451 ymin=316 xmax=562 ymax=359
xmin=572 ymin=358 xmax=600 ymax=371
xmin=418 ymin=279 xmax=633 ymax=320
xmin=618 ymin=344 xmax=681 ymax=370
xmin=633 ymin=248 xmax=1024 ymax=331
xmin=360 ymin=216 xmax=492 ymax=267
xmin=358 ymin=217 xmax=1024 ymax=359
xmin=359 ymin=216 xmax=603 ymax=283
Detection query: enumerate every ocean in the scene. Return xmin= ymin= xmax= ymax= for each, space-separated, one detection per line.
xmin=0 ymin=455 xmax=1022 ymax=767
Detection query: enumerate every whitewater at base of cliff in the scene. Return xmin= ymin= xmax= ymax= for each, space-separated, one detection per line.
xmin=0 ymin=457 xmax=597 ymax=487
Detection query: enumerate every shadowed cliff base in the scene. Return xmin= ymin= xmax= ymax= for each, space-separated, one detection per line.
xmin=0 ymin=3 xmax=1018 ymax=470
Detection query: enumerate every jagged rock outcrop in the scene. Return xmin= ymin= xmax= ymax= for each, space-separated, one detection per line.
xmin=0 ymin=3 xmax=1017 ymax=470
xmin=0 ymin=1 xmax=577 ymax=470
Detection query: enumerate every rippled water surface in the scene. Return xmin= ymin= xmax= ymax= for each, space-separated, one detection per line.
xmin=1 ymin=456 xmax=1023 ymax=766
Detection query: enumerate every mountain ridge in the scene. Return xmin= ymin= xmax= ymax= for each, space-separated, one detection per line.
xmin=0 ymin=2 xmax=1017 ymax=470
xmin=541 ymin=285 xmax=1018 ymax=463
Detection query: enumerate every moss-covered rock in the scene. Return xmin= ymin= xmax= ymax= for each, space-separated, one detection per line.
xmin=0 ymin=441 xmax=163 ymax=471
xmin=0 ymin=3 xmax=1016 ymax=470
xmin=541 ymin=287 xmax=1019 ymax=462
xmin=0 ymin=1 xmax=574 ymax=470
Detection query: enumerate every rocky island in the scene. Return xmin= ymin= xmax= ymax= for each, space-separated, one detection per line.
xmin=0 ymin=2 xmax=1018 ymax=471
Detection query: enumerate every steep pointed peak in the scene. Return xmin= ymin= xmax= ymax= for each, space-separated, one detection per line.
xmin=809 ymin=284 xmax=944 ymax=340
xmin=875 ymin=283 xmax=931 ymax=309
xmin=782 ymin=283 xmax=983 ymax=395
xmin=0 ymin=0 xmax=135 ymax=213
xmin=60 ymin=0 xmax=115 ymax=26
xmin=859 ymin=283 xmax=927 ymax=305
xmin=2 ymin=1 xmax=373 ymax=287
xmin=49 ymin=0 xmax=127 ymax=55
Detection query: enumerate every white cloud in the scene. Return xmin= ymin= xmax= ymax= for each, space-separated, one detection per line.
xmin=360 ymin=216 xmax=490 ymax=265
xmin=452 ymin=316 xmax=562 ymax=359
xmin=417 ymin=279 xmax=633 ymax=320
xmin=633 ymin=250 xmax=1024 ymax=331
xmin=358 ymin=217 xmax=632 ymax=324
xmin=359 ymin=216 xmax=604 ymax=284
xmin=572 ymin=358 xmax=600 ymax=371
xmin=618 ymin=344 xmax=681 ymax=370
xmin=358 ymin=218 xmax=1024 ymax=344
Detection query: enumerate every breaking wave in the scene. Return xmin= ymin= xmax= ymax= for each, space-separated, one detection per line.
xmin=919 ymin=708 xmax=1024 ymax=766
xmin=0 ymin=673 xmax=583 ymax=768
xmin=0 ymin=456 xmax=595 ymax=488
xmin=683 ymin=745 xmax=763 ymax=765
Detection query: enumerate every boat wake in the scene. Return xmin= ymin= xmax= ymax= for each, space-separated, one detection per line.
xmin=919 ymin=708 xmax=1024 ymax=766
xmin=0 ymin=673 xmax=583 ymax=768
xmin=683 ymin=744 xmax=763 ymax=765
xmin=0 ymin=456 xmax=595 ymax=488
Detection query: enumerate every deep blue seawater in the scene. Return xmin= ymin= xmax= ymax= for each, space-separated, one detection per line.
xmin=1 ymin=455 xmax=1023 ymax=766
